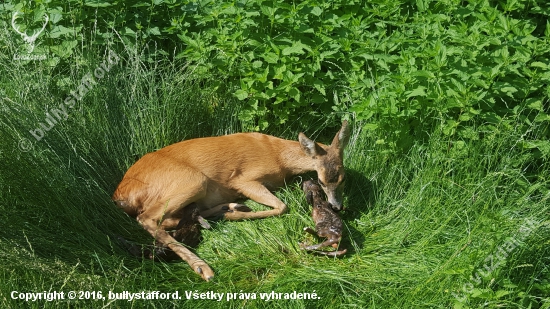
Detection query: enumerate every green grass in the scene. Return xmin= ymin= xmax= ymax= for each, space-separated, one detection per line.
xmin=1 ymin=40 xmax=549 ymax=309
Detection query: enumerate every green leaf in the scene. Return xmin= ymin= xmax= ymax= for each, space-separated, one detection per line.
xmin=413 ymin=71 xmax=435 ymax=79
xmin=282 ymin=41 xmax=309 ymax=56
xmin=278 ymin=71 xmax=302 ymax=89
xmin=261 ymin=6 xmax=277 ymax=16
xmin=234 ymin=89 xmax=248 ymax=100
xmin=531 ymin=62 xmax=548 ymax=69
xmin=310 ymin=7 xmax=322 ymax=16
xmin=273 ymin=64 xmax=286 ymax=79
xmin=311 ymin=93 xmax=324 ymax=103
xmin=84 ymin=0 xmax=112 ymax=7
xmin=443 ymin=120 xmax=458 ymax=135
xmin=534 ymin=112 xmax=550 ymax=122
xmin=416 ymin=0 xmax=429 ymax=12
xmin=49 ymin=25 xmax=75 ymax=38
xmin=262 ymin=52 xmax=279 ymax=64
xmin=259 ymin=120 xmax=269 ymax=130
xmin=252 ymin=60 xmax=263 ymax=69
xmin=124 ymin=27 xmax=136 ymax=36
xmin=494 ymin=290 xmax=511 ymax=298
xmin=48 ymin=9 xmax=63 ymax=24
xmin=320 ymin=50 xmax=338 ymax=60
xmin=50 ymin=40 xmax=77 ymax=58
xmin=254 ymin=92 xmax=270 ymax=100
xmin=313 ymin=79 xmax=326 ymax=95
xmin=363 ymin=123 xmax=378 ymax=130
xmin=296 ymin=26 xmax=314 ymax=33
xmin=147 ymin=27 xmax=161 ymax=36
xmin=526 ymin=98 xmax=543 ymax=111
xmin=500 ymin=86 xmax=518 ymax=97
xmin=522 ymin=140 xmax=550 ymax=156
xmin=471 ymin=288 xmax=492 ymax=298
xmin=459 ymin=114 xmax=471 ymax=121
xmin=221 ymin=6 xmax=236 ymax=15
xmin=406 ymin=86 xmax=427 ymax=98
xmin=288 ymin=87 xmax=300 ymax=102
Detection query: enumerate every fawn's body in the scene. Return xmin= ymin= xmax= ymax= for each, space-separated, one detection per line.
xmin=301 ymin=180 xmax=347 ymax=257
xmin=113 ymin=121 xmax=350 ymax=281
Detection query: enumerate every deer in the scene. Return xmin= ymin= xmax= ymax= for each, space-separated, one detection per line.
xmin=300 ymin=180 xmax=347 ymax=257
xmin=112 ymin=121 xmax=350 ymax=281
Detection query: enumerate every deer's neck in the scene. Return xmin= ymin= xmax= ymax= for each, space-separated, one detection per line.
xmin=279 ymin=140 xmax=318 ymax=175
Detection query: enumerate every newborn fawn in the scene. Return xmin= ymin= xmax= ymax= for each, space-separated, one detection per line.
xmin=301 ymin=180 xmax=347 ymax=257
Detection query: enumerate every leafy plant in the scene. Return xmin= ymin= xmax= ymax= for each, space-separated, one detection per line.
xmin=3 ymin=0 xmax=550 ymax=140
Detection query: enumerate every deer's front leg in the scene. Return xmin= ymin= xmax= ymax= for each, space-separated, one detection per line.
xmin=200 ymin=203 xmax=252 ymax=218
xmin=224 ymin=182 xmax=288 ymax=220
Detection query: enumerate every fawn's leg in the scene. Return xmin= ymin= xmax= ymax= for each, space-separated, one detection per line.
xmin=302 ymin=237 xmax=340 ymax=251
xmin=303 ymin=227 xmax=317 ymax=236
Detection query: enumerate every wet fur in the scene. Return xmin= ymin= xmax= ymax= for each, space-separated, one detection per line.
xmin=301 ymin=180 xmax=347 ymax=257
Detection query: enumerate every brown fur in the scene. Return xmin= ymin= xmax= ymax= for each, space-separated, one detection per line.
xmin=300 ymin=180 xmax=347 ymax=257
xmin=118 ymin=203 xmax=211 ymax=261
xmin=112 ymin=121 xmax=350 ymax=281
xmin=157 ymin=203 xmax=212 ymax=260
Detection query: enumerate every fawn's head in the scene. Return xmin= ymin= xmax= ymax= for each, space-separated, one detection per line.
xmin=302 ymin=179 xmax=321 ymax=206
xmin=299 ymin=121 xmax=350 ymax=211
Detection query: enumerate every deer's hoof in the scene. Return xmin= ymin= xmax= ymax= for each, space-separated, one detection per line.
xmin=226 ymin=203 xmax=251 ymax=212
xmin=194 ymin=263 xmax=215 ymax=282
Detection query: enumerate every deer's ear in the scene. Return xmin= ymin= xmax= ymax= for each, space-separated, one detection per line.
xmin=299 ymin=133 xmax=317 ymax=158
xmin=331 ymin=120 xmax=350 ymax=151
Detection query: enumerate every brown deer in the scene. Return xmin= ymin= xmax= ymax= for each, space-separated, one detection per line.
xmin=301 ymin=180 xmax=347 ymax=257
xmin=112 ymin=121 xmax=350 ymax=281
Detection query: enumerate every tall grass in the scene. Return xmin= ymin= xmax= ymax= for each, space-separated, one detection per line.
xmin=1 ymin=35 xmax=549 ymax=309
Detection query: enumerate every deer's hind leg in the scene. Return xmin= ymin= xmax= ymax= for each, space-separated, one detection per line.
xmin=136 ymin=170 xmax=215 ymax=281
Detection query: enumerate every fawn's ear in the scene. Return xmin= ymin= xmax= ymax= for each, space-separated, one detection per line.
xmin=330 ymin=120 xmax=350 ymax=152
xmin=198 ymin=216 xmax=211 ymax=229
xmin=299 ymin=132 xmax=318 ymax=158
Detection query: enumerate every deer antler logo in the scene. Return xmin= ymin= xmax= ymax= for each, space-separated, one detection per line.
xmin=12 ymin=12 xmax=49 ymax=53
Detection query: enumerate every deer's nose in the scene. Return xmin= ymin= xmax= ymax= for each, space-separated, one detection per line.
xmin=329 ymin=202 xmax=342 ymax=212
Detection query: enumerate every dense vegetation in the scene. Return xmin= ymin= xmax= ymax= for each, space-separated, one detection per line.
xmin=0 ymin=0 xmax=548 ymax=308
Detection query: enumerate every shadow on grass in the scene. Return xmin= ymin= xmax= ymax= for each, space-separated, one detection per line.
xmin=339 ymin=168 xmax=376 ymax=255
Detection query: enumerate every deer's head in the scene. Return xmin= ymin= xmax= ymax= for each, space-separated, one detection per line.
xmin=299 ymin=120 xmax=350 ymax=211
